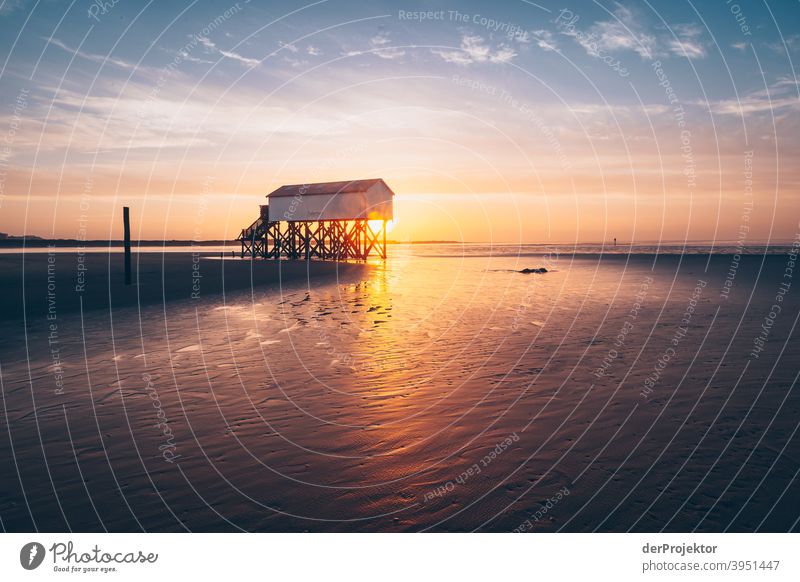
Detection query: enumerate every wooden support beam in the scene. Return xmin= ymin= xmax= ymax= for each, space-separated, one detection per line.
xmin=242 ymin=218 xmax=388 ymax=262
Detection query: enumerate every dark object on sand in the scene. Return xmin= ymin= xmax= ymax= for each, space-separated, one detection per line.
xmin=519 ymin=267 xmax=548 ymax=274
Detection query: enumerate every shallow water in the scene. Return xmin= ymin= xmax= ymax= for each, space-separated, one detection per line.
xmin=1 ymin=247 xmax=798 ymax=532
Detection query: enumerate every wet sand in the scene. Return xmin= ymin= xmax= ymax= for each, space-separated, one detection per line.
xmin=0 ymin=250 xmax=798 ymax=532
xmin=0 ymin=252 xmax=371 ymax=322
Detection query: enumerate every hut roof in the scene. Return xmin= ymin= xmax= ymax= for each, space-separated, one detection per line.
xmin=267 ymin=178 xmax=390 ymax=198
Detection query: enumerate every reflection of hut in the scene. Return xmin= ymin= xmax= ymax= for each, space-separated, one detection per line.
xmin=238 ymin=179 xmax=394 ymax=260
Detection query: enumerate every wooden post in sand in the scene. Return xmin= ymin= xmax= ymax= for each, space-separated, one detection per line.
xmin=123 ymin=206 xmax=132 ymax=286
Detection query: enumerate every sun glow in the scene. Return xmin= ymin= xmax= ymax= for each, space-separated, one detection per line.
xmin=368 ymin=219 xmax=394 ymax=234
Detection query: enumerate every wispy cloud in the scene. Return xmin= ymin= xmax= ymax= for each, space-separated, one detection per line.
xmin=306 ymin=45 xmax=322 ymax=56
xmin=197 ymin=35 xmax=259 ymax=66
xmin=0 ymin=0 xmax=27 ymax=15
xmin=767 ymin=34 xmax=800 ymax=55
xmin=275 ymin=40 xmax=312 ymax=67
xmin=368 ymin=30 xmax=405 ymax=60
xmin=556 ymin=5 xmax=707 ymax=61
xmin=344 ymin=30 xmax=405 ymax=60
xmin=283 ymin=56 xmax=309 ymax=68
xmin=667 ymin=24 xmax=706 ymax=59
xmin=434 ymin=34 xmax=516 ymax=65
xmin=702 ymin=78 xmax=800 ymax=116
xmin=573 ymin=4 xmax=657 ymax=59
xmin=45 ymin=37 xmax=147 ymax=72
xmin=278 ymin=40 xmax=298 ymax=53
xmin=530 ymin=29 xmax=558 ymax=52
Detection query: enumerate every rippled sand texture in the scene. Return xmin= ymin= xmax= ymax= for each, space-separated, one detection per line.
xmin=1 ymin=249 xmax=798 ymax=531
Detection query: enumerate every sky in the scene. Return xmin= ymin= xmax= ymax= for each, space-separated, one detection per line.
xmin=0 ymin=0 xmax=798 ymax=243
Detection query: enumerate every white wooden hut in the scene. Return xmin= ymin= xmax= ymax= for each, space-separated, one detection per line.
xmin=238 ymin=178 xmax=395 ymax=260
xmin=266 ymin=178 xmax=394 ymax=222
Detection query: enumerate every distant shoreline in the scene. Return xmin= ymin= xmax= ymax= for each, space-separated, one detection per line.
xmin=2 ymin=237 xmax=798 ymax=248
xmin=0 ymin=239 xmax=236 ymax=248
xmin=0 ymin=239 xmax=461 ymax=248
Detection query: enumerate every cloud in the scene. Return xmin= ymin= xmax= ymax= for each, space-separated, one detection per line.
xmin=0 ymin=0 xmax=27 ymax=15
xmin=1 ymin=78 xmax=354 ymax=158
xmin=667 ymin=24 xmax=706 ymax=59
xmin=574 ymin=4 xmax=657 ymax=59
xmin=731 ymin=41 xmax=748 ymax=52
xmin=174 ymin=46 xmax=213 ymax=65
xmin=702 ymin=78 xmax=800 ymax=116
xmin=767 ymin=34 xmax=800 ymax=55
xmin=307 ymin=45 xmax=322 ymax=56
xmin=45 ymin=37 xmax=147 ymax=72
xmin=283 ymin=56 xmax=309 ymax=68
xmin=668 ymin=38 xmax=705 ymax=59
xmin=556 ymin=5 xmax=706 ymax=61
xmin=434 ymin=34 xmax=516 ymax=65
xmin=368 ymin=30 xmax=405 ymax=60
xmin=344 ymin=30 xmax=405 ymax=60
xmin=197 ymin=35 xmax=259 ymax=66
xmin=277 ymin=40 xmax=312 ymax=66
xmin=531 ymin=29 xmax=558 ymax=52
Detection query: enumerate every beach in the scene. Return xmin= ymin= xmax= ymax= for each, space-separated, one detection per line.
xmin=0 ymin=246 xmax=798 ymax=532
xmin=0 ymin=252 xmax=371 ymax=322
